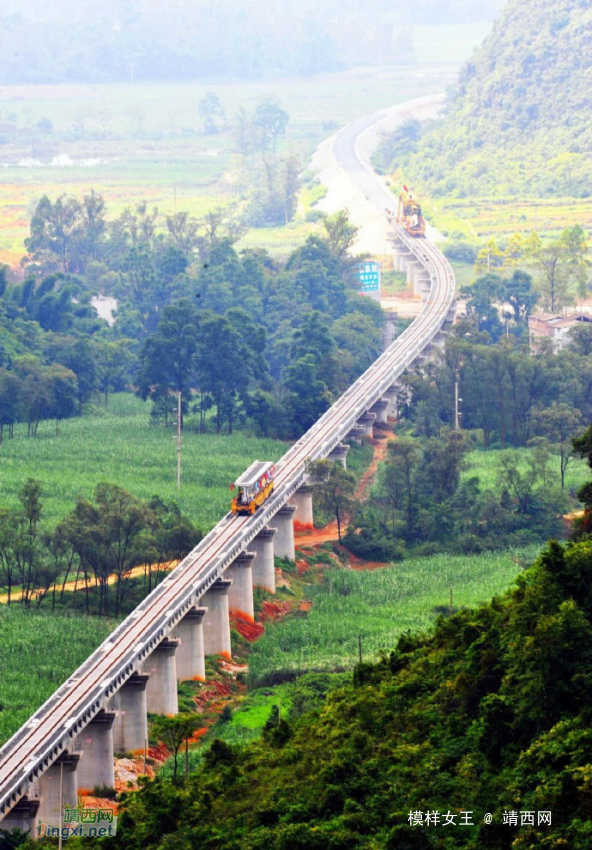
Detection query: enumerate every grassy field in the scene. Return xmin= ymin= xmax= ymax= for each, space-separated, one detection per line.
xmin=0 ymin=393 xmax=286 ymax=530
xmin=0 ymin=58 xmax=469 ymax=265
xmin=426 ymin=195 xmax=592 ymax=245
xmin=0 ymin=606 xmax=117 ymax=744
xmin=247 ymin=544 xmax=539 ymax=686
xmin=466 ymin=447 xmax=589 ymax=500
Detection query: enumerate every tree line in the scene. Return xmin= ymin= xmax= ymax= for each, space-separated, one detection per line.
xmin=0 ymin=195 xmax=383 ymax=440
xmin=0 ymin=480 xmax=201 ymax=617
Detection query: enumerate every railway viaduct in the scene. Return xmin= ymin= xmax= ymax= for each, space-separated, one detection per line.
xmin=0 ymin=107 xmax=456 ymax=836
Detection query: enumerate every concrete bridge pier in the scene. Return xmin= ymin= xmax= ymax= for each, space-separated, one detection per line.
xmin=35 ymin=752 xmax=80 ymax=828
xmin=110 ymin=673 xmax=150 ymax=755
xmin=359 ymin=411 xmax=376 ymax=439
xmin=0 ymin=798 xmax=40 ymax=837
xmin=370 ymin=398 xmax=389 ymax=425
xmin=289 ymin=484 xmax=314 ymax=528
xmin=226 ymin=553 xmax=255 ymax=621
xmin=143 ymin=639 xmax=180 ymax=715
xmin=201 ymin=579 xmax=232 ymax=658
xmin=420 ymin=275 xmax=432 ymax=302
xmin=75 ymin=710 xmax=116 ymax=793
xmin=407 ymin=261 xmax=422 ymax=289
xmin=273 ymin=504 xmax=296 ymax=560
xmin=346 ymin=424 xmax=365 ymax=445
xmin=328 ymin=442 xmax=350 ymax=469
xmin=251 ymin=527 xmax=277 ymax=593
xmin=173 ymin=607 xmax=207 ymax=682
xmin=383 ymin=386 xmax=399 ymax=418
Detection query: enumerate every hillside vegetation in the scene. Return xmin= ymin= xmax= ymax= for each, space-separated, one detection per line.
xmin=62 ymin=538 xmax=592 ymax=849
xmin=377 ymin=0 xmax=592 ymax=198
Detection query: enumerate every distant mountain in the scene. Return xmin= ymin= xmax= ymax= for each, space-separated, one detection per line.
xmin=377 ymin=0 xmax=592 ymax=197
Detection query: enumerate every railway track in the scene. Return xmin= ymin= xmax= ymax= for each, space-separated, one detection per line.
xmin=0 ymin=109 xmax=455 ymax=817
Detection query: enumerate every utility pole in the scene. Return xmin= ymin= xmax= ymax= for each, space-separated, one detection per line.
xmin=454 ymin=381 xmax=462 ymax=430
xmin=177 ymin=391 xmax=182 ymax=490
xmin=358 ymin=635 xmax=363 ymax=664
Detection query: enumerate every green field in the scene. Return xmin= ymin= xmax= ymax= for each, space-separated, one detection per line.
xmin=0 ymin=606 xmax=117 ymax=744
xmin=247 ymin=545 xmax=539 ymax=686
xmin=465 ymin=446 xmax=589 ymax=499
xmin=0 ymin=394 xmax=285 ymax=530
xmin=0 ymin=60 xmax=467 ymax=265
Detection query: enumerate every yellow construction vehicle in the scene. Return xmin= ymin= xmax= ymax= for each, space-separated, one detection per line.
xmin=396 ymin=185 xmax=426 ymax=238
xmin=231 ymin=460 xmax=275 ymax=515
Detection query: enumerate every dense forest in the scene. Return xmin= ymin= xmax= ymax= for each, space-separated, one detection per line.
xmin=0 ymin=0 xmax=501 ymax=84
xmin=0 ymin=194 xmax=384 ymax=440
xmin=375 ymin=0 xmax=592 ymax=197
xmin=42 ymin=428 xmax=592 ymax=850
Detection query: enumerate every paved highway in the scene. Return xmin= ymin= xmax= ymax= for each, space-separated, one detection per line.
xmin=0 ymin=103 xmax=455 ymax=817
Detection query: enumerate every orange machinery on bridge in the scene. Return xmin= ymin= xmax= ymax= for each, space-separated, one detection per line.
xmin=231 ymin=460 xmax=275 ymax=515
xmin=396 ymin=184 xmax=426 ymax=238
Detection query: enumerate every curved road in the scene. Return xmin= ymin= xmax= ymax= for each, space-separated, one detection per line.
xmin=0 ymin=101 xmax=455 ymax=819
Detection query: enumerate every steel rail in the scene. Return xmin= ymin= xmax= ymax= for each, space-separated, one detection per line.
xmin=0 ymin=168 xmax=454 ymax=817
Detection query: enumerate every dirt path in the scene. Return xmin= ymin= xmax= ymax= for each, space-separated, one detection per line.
xmin=295 ymin=429 xmax=395 ymax=548
xmin=0 ymin=561 xmax=177 ymax=605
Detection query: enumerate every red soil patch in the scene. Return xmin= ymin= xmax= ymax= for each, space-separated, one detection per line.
xmin=231 ymin=612 xmax=265 ymax=642
xmin=294 ymin=520 xmax=313 ymax=532
xmin=260 ymin=600 xmax=291 ymax=622
xmin=188 ymin=727 xmax=209 ymax=743
xmin=296 ymin=558 xmax=310 ymax=574
xmin=299 ymin=600 xmax=312 ymax=612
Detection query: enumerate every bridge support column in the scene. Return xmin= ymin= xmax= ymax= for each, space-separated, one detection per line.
xmin=328 ymin=442 xmax=350 ymax=469
xmin=273 ymin=504 xmax=296 ymax=560
xmin=0 ymin=798 xmax=40 ymax=838
xmin=370 ymin=398 xmax=389 ymax=425
xmin=358 ymin=411 xmax=376 ymax=439
xmin=251 ymin=527 xmax=277 ymax=593
xmin=36 ymin=752 xmax=80 ymax=828
xmin=382 ymin=311 xmax=398 ymax=350
xmin=383 ymin=386 xmax=399 ymax=419
xmin=201 ymin=579 xmax=232 ymax=658
xmin=407 ymin=261 xmax=420 ymax=288
xmin=111 ymin=673 xmax=150 ymax=754
xmin=413 ymin=267 xmax=424 ymax=296
xmin=346 ymin=424 xmax=365 ymax=445
xmin=143 ymin=639 xmax=179 ymax=715
xmin=226 ymin=553 xmax=255 ymax=621
xmin=75 ymin=710 xmax=116 ymax=792
xmin=172 ymin=607 xmax=207 ymax=682
xmin=420 ymin=276 xmax=431 ymax=302
xmin=289 ymin=484 xmax=313 ymax=528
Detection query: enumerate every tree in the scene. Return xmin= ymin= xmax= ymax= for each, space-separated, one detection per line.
xmin=474 ymin=238 xmax=504 ymax=275
xmin=65 ymin=484 xmax=157 ymax=616
xmin=252 ymin=99 xmax=289 ymax=159
xmin=151 ymin=714 xmax=198 ymax=784
xmin=307 ymin=458 xmax=355 ymax=541
xmin=572 ymin=424 xmax=592 ymax=538
xmin=535 ymin=402 xmax=583 ymax=489
xmin=322 ymin=210 xmax=358 ymax=277
xmin=384 ymin=438 xmax=423 ymax=532
xmin=282 ymin=354 xmax=331 ymax=437
xmin=136 ymin=299 xmax=201 ymax=426
xmin=198 ymin=93 xmax=225 ymax=134
xmin=534 ymin=227 xmax=589 ymax=311
xmin=500 ymin=270 xmax=539 ymax=324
